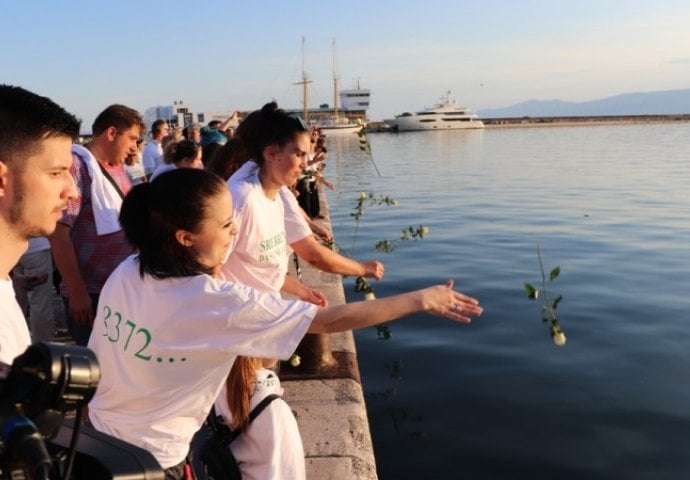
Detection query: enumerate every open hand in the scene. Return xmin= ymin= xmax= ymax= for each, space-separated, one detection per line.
xmin=422 ymin=280 xmax=482 ymax=324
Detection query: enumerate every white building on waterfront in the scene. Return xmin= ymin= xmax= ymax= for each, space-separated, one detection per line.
xmin=339 ymin=87 xmax=371 ymax=112
xmin=143 ymin=100 xmax=236 ymax=130
xmin=144 ymin=101 xmax=198 ymax=129
xmin=144 ymin=86 xmax=371 ymax=131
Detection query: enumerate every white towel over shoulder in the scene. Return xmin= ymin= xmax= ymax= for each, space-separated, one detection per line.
xmin=72 ymin=144 xmax=123 ymax=235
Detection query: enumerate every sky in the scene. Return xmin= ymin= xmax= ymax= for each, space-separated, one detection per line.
xmin=3 ymin=0 xmax=690 ymax=130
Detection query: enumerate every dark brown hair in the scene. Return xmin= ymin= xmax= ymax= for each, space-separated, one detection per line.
xmin=119 ymin=168 xmax=226 ymax=279
xmin=204 ymin=138 xmax=248 ymax=181
xmin=92 ymin=104 xmax=145 ymax=136
xmin=164 ymin=139 xmax=201 ymax=166
xmin=0 ymin=84 xmax=80 ymax=168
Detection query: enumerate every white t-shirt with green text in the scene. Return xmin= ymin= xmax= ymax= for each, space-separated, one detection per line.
xmin=223 ymin=171 xmax=288 ymax=293
xmin=87 ymin=255 xmax=316 ymax=468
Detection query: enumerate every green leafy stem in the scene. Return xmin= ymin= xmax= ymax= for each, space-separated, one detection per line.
xmin=375 ymin=225 xmax=430 ymax=253
xmin=349 ymin=192 xmax=429 ymax=341
xmin=524 ymin=245 xmax=567 ymax=346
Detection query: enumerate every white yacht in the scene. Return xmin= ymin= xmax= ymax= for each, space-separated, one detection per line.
xmin=385 ymin=91 xmax=484 ymax=131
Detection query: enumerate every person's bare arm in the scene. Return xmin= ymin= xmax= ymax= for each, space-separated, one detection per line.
xmin=48 ymin=224 xmax=94 ymax=325
xmin=305 ymin=218 xmax=332 ymax=242
xmin=217 ymin=111 xmax=240 ymax=132
xmin=308 ymin=280 xmax=482 ymax=333
xmin=292 ymin=235 xmax=384 ymax=280
xmin=281 ymin=274 xmax=328 ymax=307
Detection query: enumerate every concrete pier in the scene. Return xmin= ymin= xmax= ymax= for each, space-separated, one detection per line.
xmin=281 ymin=195 xmax=379 ymax=480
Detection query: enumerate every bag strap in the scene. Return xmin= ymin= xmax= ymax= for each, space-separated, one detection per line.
xmin=96 ymin=161 xmax=126 ymax=199
xmin=209 ymin=394 xmax=281 ymax=446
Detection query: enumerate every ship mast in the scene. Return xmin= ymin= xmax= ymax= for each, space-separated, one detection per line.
xmin=332 ymin=38 xmax=339 ymax=120
xmin=293 ymin=36 xmax=312 ymax=121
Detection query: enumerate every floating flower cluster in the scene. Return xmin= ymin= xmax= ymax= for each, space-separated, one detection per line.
xmin=524 ymin=245 xmax=567 ymax=347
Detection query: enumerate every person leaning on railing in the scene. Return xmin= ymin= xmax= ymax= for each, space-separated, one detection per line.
xmin=85 ymin=168 xmax=482 ymax=480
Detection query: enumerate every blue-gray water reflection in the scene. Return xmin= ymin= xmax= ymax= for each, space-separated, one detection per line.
xmin=326 ymin=124 xmax=690 ymax=479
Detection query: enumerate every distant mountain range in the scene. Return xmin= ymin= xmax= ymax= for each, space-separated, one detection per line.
xmin=478 ymin=88 xmax=690 ymax=118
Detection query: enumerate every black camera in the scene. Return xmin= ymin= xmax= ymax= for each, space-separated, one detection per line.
xmin=0 ymin=342 xmax=163 ymax=480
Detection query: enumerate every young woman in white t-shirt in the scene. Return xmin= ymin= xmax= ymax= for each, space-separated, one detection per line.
xmin=214 ymin=356 xmax=304 ymax=479
xmin=221 ymin=102 xmax=327 ymax=304
xmin=87 ymin=168 xmax=482 ymax=479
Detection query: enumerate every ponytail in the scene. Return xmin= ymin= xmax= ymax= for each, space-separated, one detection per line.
xmin=248 ymin=102 xmax=308 ymax=166
xmin=119 ymin=181 xmax=153 ymax=252
xmin=119 ymin=168 xmax=226 ymax=279
xmin=225 ymin=356 xmax=263 ymax=430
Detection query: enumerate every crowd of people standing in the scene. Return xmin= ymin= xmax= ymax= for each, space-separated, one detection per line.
xmin=0 ymin=84 xmax=483 ymax=480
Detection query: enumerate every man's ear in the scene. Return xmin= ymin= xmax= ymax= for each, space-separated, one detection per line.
xmin=0 ymin=160 xmax=9 ymax=199
xmin=105 ymin=126 xmax=118 ymax=142
xmin=174 ymin=229 xmax=194 ymax=248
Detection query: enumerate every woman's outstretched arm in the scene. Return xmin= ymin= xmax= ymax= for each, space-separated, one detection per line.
xmin=308 ymin=280 xmax=482 ymax=334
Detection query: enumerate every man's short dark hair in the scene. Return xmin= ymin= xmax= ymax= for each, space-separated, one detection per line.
xmin=92 ymin=104 xmax=145 ymax=136
xmin=0 ymin=84 xmax=81 ymax=168
xmin=151 ymin=119 xmax=168 ymax=136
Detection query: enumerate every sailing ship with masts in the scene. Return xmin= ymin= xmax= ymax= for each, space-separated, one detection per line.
xmin=286 ymin=38 xmax=369 ymax=134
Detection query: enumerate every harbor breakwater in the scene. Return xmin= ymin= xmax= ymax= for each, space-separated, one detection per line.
xmin=482 ymin=113 xmax=690 ymax=127
xmin=366 ymin=113 xmax=690 ymax=132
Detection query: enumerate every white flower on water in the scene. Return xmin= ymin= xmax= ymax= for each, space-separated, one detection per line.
xmin=289 ymin=354 xmax=301 ymax=367
xmin=364 ymin=291 xmax=376 ymax=301
xmin=419 ymin=226 xmax=430 ymax=237
xmin=358 ymin=191 xmax=367 ymax=201
xmin=552 ymin=331 xmax=567 ymax=347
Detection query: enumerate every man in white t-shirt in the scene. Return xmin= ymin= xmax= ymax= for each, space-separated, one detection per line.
xmin=142 ymin=119 xmax=168 ymax=177
xmin=0 ymin=84 xmax=79 ymax=364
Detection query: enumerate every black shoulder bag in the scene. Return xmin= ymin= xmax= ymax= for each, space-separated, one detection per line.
xmin=188 ymin=394 xmax=280 ymax=480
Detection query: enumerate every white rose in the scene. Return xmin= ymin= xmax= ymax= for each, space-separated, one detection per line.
xmin=289 ymin=354 xmax=301 ymax=367
xmin=364 ymin=292 xmax=376 ymax=301
xmin=358 ymin=192 xmax=367 ymax=200
xmin=552 ymin=331 xmax=567 ymax=346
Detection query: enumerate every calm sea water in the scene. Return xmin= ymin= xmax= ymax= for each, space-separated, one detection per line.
xmin=325 ymin=124 xmax=690 ymax=480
